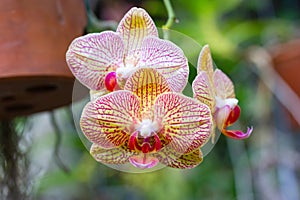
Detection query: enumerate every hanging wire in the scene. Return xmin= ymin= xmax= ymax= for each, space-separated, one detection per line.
xmin=49 ymin=111 xmax=70 ymax=174
xmin=0 ymin=118 xmax=30 ymax=200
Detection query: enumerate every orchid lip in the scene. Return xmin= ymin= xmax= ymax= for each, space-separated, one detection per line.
xmin=129 ymin=154 xmax=159 ymax=169
xmin=222 ymin=126 xmax=253 ymax=140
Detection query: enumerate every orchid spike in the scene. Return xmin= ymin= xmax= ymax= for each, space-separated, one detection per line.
xmin=80 ymin=68 xmax=212 ymax=169
xmin=192 ymin=45 xmax=252 ymax=140
xmin=66 ymin=7 xmax=188 ymax=98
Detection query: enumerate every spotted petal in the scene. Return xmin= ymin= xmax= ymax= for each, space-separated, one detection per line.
xmin=66 ymin=31 xmax=124 ymax=90
xmin=90 ymin=143 xmax=135 ymax=164
xmin=80 ymin=91 xmax=140 ymax=147
xmin=197 ymin=45 xmax=214 ymax=78
xmin=124 ymin=68 xmax=171 ymax=117
xmin=155 ymin=147 xmax=203 ymax=169
xmin=138 ymin=36 xmax=189 ymax=92
xmin=192 ymin=71 xmax=216 ymax=111
xmin=117 ymin=7 xmax=158 ymax=55
xmin=154 ymin=92 xmax=212 ymax=153
xmin=213 ymin=69 xmax=235 ymax=99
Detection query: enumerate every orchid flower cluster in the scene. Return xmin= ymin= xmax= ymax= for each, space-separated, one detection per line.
xmin=66 ymin=7 xmax=252 ymax=170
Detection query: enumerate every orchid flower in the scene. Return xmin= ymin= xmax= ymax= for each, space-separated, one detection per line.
xmin=192 ymin=45 xmax=252 ymax=140
xmin=80 ymin=68 xmax=212 ymax=169
xmin=66 ymin=7 xmax=188 ymax=99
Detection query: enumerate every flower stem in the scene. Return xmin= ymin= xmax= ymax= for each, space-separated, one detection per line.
xmin=162 ymin=0 xmax=177 ymax=39
xmin=162 ymin=0 xmax=176 ymax=30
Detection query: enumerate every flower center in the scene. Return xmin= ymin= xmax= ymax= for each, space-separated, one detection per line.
xmin=129 ymin=119 xmax=161 ymax=154
xmin=137 ymin=119 xmax=158 ymax=138
xmin=116 ymin=66 xmax=136 ymax=79
xmin=215 ymin=96 xmax=238 ymax=109
xmin=116 ymin=54 xmax=140 ymax=79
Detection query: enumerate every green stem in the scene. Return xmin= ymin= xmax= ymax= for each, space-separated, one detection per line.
xmin=162 ymin=0 xmax=176 ymax=30
xmin=162 ymin=0 xmax=177 ymax=39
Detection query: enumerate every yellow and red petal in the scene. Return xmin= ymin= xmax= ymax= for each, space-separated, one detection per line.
xmin=90 ymin=143 xmax=135 ymax=165
xmin=116 ymin=7 xmax=158 ymax=55
xmin=124 ymin=68 xmax=171 ymax=116
xmin=192 ymin=71 xmax=216 ymax=111
xmin=154 ymin=92 xmax=212 ymax=154
xmin=80 ymin=91 xmax=140 ymax=148
xmin=66 ymin=31 xmax=124 ymax=90
xmin=155 ymin=147 xmax=203 ymax=169
xmin=197 ymin=45 xmax=214 ymax=78
xmin=138 ymin=36 xmax=189 ymax=92
xmin=213 ymin=69 xmax=235 ymax=99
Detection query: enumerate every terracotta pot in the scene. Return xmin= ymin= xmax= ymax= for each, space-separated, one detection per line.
xmin=0 ymin=0 xmax=87 ymax=119
xmin=271 ymin=39 xmax=300 ymax=128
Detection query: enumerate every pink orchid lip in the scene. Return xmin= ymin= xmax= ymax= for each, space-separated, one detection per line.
xmin=222 ymin=126 xmax=253 ymax=140
xmin=222 ymin=106 xmax=253 ymax=139
xmin=129 ymin=154 xmax=159 ymax=169
xmin=216 ymin=105 xmax=252 ymax=140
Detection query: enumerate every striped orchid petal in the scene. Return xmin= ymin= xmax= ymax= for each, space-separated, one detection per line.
xmin=80 ymin=91 xmax=140 ymax=147
xmin=138 ymin=36 xmax=189 ymax=92
xmin=117 ymin=7 xmax=158 ymax=55
xmin=156 ymin=147 xmax=203 ymax=169
xmin=90 ymin=143 xmax=136 ymax=164
xmin=154 ymin=92 xmax=212 ymax=153
xmin=192 ymin=71 xmax=216 ymax=111
xmin=124 ymin=68 xmax=171 ymax=117
xmin=197 ymin=45 xmax=214 ymax=78
xmin=213 ymin=69 xmax=235 ymax=99
xmin=66 ymin=31 xmax=124 ymax=90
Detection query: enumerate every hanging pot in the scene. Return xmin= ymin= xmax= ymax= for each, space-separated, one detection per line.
xmin=0 ymin=0 xmax=87 ymax=119
xmin=271 ymin=39 xmax=300 ymax=129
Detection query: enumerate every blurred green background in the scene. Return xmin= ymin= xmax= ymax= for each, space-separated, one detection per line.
xmin=1 ymin=0 xmax=300 ymax=199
